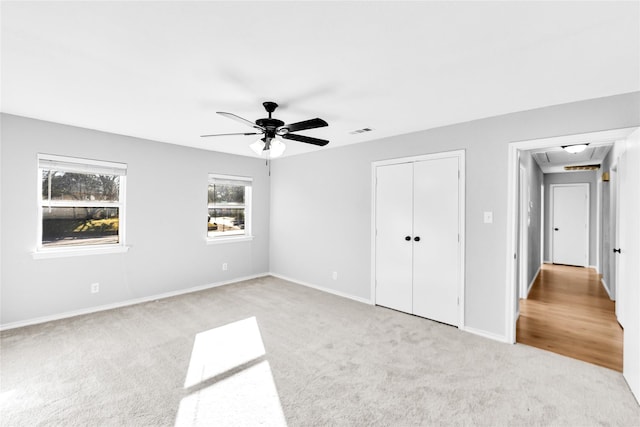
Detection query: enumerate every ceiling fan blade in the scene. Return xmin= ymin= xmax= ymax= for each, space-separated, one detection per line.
xmin=217 ymin=112 xmax=264 ymax=130
xmin=282 ymin=133 xmax=329 ymax=146
xmin=200 ymin=132 xmax=263 ymax=138
xmin=282 ymin=118 xmax=328 ymax=133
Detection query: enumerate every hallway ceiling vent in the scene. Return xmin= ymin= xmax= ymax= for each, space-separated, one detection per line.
xmin=564 ymin=164 xmax=600 ymax=171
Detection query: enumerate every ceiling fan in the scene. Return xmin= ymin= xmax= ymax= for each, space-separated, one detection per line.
xmin=201 ymin=101 xmax=329 ymax=157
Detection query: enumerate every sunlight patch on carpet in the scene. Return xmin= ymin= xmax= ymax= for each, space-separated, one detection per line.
xmin=176 ymin=317 xmax=286 ymax=426
xmin=183 ymin=317 xmax=266 ymax=388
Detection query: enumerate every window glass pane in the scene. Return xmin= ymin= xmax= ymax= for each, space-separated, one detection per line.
xmin=42 ymin=207 xmax=119 ymax=247
xmin=208 ymin=208 xmax=245 ymax=237
xmin=41 ymin=169 xmax=120 ymax=202
xmin=208 ymin=183 xmax=245 ymax=205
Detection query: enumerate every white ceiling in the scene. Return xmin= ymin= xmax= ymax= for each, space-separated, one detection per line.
xmin=2 ymin=1 xmax=639 ymax=158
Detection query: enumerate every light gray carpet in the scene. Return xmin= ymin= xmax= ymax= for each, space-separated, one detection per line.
xmin=1 ymin=276 xmax=639 ymax=426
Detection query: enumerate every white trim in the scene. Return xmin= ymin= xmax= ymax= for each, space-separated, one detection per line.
xmin=207 ymin=173 xmax=253 ymax=184
xmin=596 ymin=176 xmax=602 ymax=273
xmin=540 ymin=183 xmax=545 ymax=268
xmin=508 ymin=128 xmax=637 ymax=151
xmin=372 ymin=150 xmax=465 ymax=167
xmin=206 ymin=235 xmax=254 ymax=245
xmin=271 ymin=272 xmax=373 ymax=305
xmin=32 ymin=245 xmax=129 ymax=259
xmin=601 ymin=278 xmax=613 ymax=300
xmin=458 ymin=153 xmax=467 ymax=328
xmin=588 ymin=265 xmax=599 ymax=273
xmin=0 ymin=273 xmax=269 ymax=331
xmin=505 ymin=127 xmax=639 ymax=345
xmin=518 ymin=163 xmax=529 ymax=300
xmin=370 ymin=150 xmax=466 ymax=328
xmin=460 ymin=325 xmax=510 ymax=343
xmin=526 ymin=264 xmax=542 ymax=297
xmin=38 ymin=153 xmax=127 ymax=172
xmin=506 ymin=142 xmax=520 ymax=343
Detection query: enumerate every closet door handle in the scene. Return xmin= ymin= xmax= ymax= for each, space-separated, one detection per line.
xmin=405 ymin=236 xmax=411 ymax=241
xmin=554 ymin=228 xmax=559 ymax=231
xmin=613 ymin=248 xmax=622 ymax=254
xmin=414 ymin=236 xmax=421 ymax=242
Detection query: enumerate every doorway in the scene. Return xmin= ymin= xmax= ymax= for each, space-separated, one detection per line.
xmin=506 ymin=127 xmax=640 ymax=401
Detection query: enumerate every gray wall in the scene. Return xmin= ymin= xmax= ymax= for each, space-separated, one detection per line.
xmin=269 ymin=92 xmax=640 ymax=338
xmin=543 ymin=171 xmax=597 ymax=265
xmin=519 ymin=151 xmax=544 ymax=291
xmin=0 ymin=114 xmax=270 ymax=325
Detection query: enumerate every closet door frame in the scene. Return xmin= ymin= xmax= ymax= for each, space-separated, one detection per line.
xmin=371 ymin=150 xmax=466 ymax=328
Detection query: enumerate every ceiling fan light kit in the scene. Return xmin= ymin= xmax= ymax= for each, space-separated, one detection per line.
xmin=250 ymin=137 xmax=286 ymax=158
xmin=202 ymin=101 xmax=329 ymax=158
xmin=562 ymin=143 xmax=588 ymax=154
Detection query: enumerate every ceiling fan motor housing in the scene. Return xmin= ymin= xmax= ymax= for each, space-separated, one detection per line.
xmin=255 ymin=118 xmax=284 ymax=139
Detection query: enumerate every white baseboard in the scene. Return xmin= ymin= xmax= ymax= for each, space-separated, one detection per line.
xmin=460 ymin=325 xmax=511 ymax=344
xmin=269 ymin=272 xmax=373 ymax=305
xmin=271 ymin=274 xmax=514 ymax=346
xmin=0 ymin=273 xmax=269 ymax=331
xmin=600 ymin=278 xmax=614 ymax=300
xmin=588 ymin=265 xmax=599 ymax=273
xmin=524 ymin=265 xmax=542 ymax=298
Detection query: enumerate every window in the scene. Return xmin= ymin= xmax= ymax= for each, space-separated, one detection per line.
xmin=38 ymin=154 xmax=127 ymax=251
xmin=207 ymin=174 xmax=252 ymax=240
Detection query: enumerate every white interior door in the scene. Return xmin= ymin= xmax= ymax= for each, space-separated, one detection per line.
xmin=552 ymin=184 xmax=589 ymax=266
xmin=619 ymin=129 xmax=640 ymax=403
xmin=375 ymin=162 xmax=413 ymax=313
xmin=412 ymin=157 xmax=459 ymax=326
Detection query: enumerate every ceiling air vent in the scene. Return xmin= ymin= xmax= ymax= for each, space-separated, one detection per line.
xmin=349 ymin=127 xmax=373 ymax=135
xmin=564 ymin=164 xmax=600 ymax=171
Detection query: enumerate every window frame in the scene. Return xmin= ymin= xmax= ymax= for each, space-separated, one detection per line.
xmin=206 ymin=173 xmax=253 ymax=244
xmin=34 ymin=154 xmax=128 ymax=259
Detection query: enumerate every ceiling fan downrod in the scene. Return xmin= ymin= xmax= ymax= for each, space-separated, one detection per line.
xmin=263 ymin=101 xmax=278 ymax=118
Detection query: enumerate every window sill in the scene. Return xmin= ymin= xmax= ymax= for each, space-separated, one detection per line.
xmin=32 ymin=245 xmax=130 ymax=260
xmin=206 ymin=235 xmax=254 ymax=245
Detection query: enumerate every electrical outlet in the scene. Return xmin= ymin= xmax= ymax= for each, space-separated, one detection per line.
xmin=222 ymin=263 xmax=228 ymax=271
xmin=332 ymin=271 xmax=338 ymax=280
xmin=91 ymin=283 xmax=99 ymax=293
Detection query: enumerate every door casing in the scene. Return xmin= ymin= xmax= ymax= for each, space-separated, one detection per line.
xmin=506 ymin=127 xmax=638 ymax=344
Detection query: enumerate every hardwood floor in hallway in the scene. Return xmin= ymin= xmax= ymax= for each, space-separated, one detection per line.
xmin=516 ymin=263 xmax=623 ymax=372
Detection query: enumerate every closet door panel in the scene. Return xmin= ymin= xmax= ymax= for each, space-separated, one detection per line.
xmin=375 ymin=163 xmax=414 ymax=313
xmin=412 ymin=157 xmax=459 ymax=326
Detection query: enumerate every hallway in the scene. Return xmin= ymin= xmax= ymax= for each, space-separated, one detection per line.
xmin=516 ymin=264 xmax=623 ymax=371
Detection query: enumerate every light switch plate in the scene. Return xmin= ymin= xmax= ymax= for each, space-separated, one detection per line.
xmin=484 ymin=211 xmax=493 ymax=224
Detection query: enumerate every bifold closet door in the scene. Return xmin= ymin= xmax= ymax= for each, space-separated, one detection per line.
xmin=375 ymin=162 xmax=413 ymax=313
xmin=412 ymin=157 xmax=459 ymax=326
